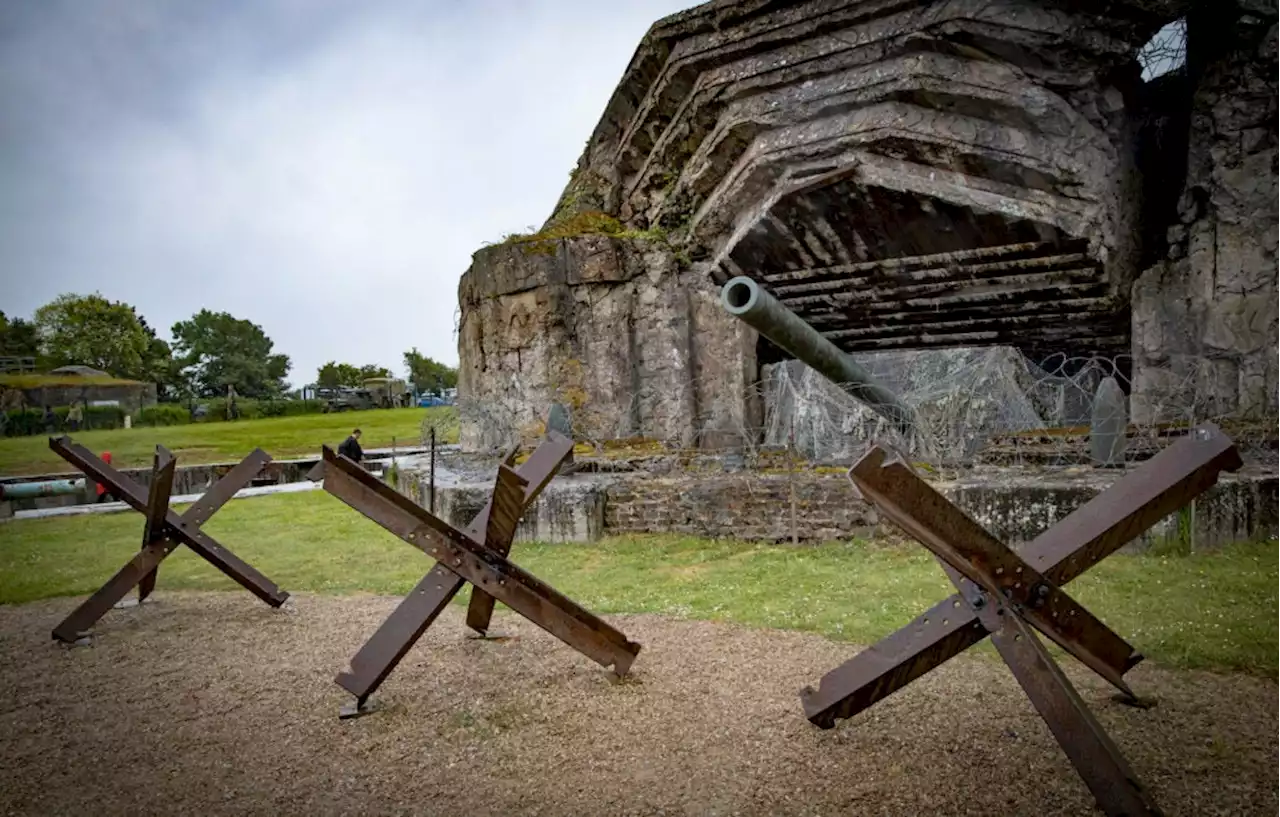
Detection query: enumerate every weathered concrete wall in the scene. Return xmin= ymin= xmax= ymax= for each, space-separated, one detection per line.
xmin=400 ymin=460 xmax=1277 ymax=549
xmin=605 ymin=473 xmax=876 ymax=542
xmin=938 ymin=470 xmax=1278 ymax=550
xmin=534 ymin=0 xmax=1182 ymax=361
xmin=457 ymin=235 xmax=758 ymax=451
xmin=603 ymin=470 xmax=1277 ymax=549
xmin=399 ymin=469 xmax=609 ymax=544
xmin=457 ymin=0 xmax=1278 ymax=452
xmin=1132 ymin=6 xmax=1279 ymax=423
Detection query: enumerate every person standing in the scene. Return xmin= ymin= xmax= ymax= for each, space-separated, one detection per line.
xmin=42 ymin=405 xmax=56 ymax=434
xmin=338 ymin=428 xmax=364 ymax=464
xmin=67 ymin=401 xmax=84 ymax=433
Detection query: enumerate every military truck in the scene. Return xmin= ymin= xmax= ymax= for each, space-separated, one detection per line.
xmin=321 ymin=387 xmax=374 ymax=413
xmin=361 ymin=377 xmax=412 ymax=408
xmin=319 ymin=378 xmax=412 ymax=412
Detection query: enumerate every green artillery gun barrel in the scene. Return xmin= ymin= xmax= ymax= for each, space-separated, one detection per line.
xmin=720 ymin=276 xmax=915 ymax=435
xmin=0 ymin=478 xmax=86 ymax=500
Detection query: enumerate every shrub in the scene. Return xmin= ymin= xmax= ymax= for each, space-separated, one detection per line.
xmin=255 ymin=399 xmax=324 ymax=418
xmin=193 ymin=397 xmax=258 ymax=421
xmin=234 ymin=400 xmax=264 ymax=421
xmin=1 ymin=396 xmax=328 ymax=436
xmin=193 ymin=398 xmax=228 ymax=422
xmin=78 ymin=405 xmax=126 ymax=431
xmin=2 ymin=408 xmax=45 ymax=437
xmin=138 ymin=404 xmax=191 ymax=427
xmin=2 ymin=405 xmax=127 ymax=437
xmin=191 ymin=397 xmax=326 ymax=423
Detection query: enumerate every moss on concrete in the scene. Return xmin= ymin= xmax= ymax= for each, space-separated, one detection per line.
xmin=497 ymin=210 xmax=670 ymax=257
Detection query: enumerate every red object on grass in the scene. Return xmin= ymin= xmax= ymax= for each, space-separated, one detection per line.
xmin=96 ymin=452 xmax=112 ymax=496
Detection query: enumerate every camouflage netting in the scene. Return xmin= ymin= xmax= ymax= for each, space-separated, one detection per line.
xmin=765 ymin=349 xmax=1126 ymax=464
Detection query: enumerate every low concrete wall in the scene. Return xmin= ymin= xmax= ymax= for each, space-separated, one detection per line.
xmin=938 ymin=471 xmax=1278 ymax=551
xmin=399 ymin=465 xmax=1277 ymax=550
xmin=398 ymin=472 xmax=607 ymax=544
xmin=1 ymin=460 xmax=318 ymax=512
xmin=604 ymin=474 xmax=875 ymax=541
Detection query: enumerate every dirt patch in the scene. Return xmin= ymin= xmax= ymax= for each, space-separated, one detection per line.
xmin=0 ymin=592 xmax=1274 ymax=816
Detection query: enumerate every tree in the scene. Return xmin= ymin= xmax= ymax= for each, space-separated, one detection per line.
xmin=32 ymin=293 xmax=172 ymax=382
xmin=404 ymin=348 xmax=458 ymax=395
xmin=133 ymin=311 xmax=179 ymax=397
xmin=316 ymin=362 xmax=393 ymax=388
xmin=358 ymin=364 xmax=393 ymax=380
xmin=171 ymin=309 xmax=290 ymax=399
xmin=0 ymin=311 xmax=39 ymax=358
xmin=316 ymin=361 xmax=363 ymax=388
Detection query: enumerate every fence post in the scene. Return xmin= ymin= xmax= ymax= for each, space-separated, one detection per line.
xmin=429 ymin=426 xmax=436 ymax=514
xmin=789 ymin=416 xmax=798 ymax=546
xmin=1188 ymin=410 xmax=1197 ymax=552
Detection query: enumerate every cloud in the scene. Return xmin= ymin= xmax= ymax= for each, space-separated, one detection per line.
xmin=0 ymin=0 xmax=692 ymax=385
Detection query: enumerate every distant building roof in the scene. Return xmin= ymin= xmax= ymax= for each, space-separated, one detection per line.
xmin=48 ymin=365 xmax=111 ymax=377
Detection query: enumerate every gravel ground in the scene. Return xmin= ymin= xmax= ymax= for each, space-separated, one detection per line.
xmin=0 ymin=593 xmax=1274 ymax=817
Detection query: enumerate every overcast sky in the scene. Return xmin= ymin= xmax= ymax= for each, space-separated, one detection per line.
xmin=0 ymin=0 xmax=693 ymax=387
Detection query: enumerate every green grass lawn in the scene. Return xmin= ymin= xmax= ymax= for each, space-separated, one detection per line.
xmin=0 ymin=407 xmax=458 ymax=475
xmin=1 ymin=490 xmax=1274 ymax=676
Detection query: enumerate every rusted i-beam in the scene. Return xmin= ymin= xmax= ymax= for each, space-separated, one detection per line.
xmin=801 ymin=424 xmax=1241 ymax=727
xmin=322 ymin=442 xmax=524 ymax=710
xmin=846 ymin=447 xmax=1141 ymax=696
xmin=313 ymin=430 xmax=640 ymax=716
xmin=800 ymin=425 xmax=1240 ymax=817
xmin=987 ymin=609 xmax=1162 ymax=816
xmin=466 ymin=440 xmax=563 ymax=634
xmin=48 ymin=437 xmax=289 ymax=643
